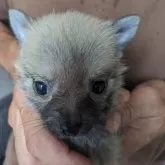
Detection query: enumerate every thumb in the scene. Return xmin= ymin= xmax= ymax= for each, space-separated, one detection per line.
xmin=107 ymin=104 xmax=133 ymax=133
xmin=107 ymin=89 xmax=131 ymax=133
xmin=10 ymin=94 xmax=39 ymax=165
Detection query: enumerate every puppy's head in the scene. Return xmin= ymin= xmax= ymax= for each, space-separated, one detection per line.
xmin=9 ymin=9 xmax=140 ymax=146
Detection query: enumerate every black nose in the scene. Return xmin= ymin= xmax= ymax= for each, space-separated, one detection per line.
xmin=63 ymin=121 xmax=82 ymax=136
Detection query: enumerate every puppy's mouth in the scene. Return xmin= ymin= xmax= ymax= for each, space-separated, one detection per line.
xmin=60 ymin=124 xmax=110 ymax=158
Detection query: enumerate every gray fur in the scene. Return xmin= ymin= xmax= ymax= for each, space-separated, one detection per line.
xmin=9 ymin=9 xmax=140 ymax=165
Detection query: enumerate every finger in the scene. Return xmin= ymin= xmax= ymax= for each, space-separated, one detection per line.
xmin=116 ymin=88 xmax=130 ymax=110
xmin=8 ymin=87 xmax=27 ymax=129
xmin=118 ymin=102 xmax=136 ymax=127
xmin=110 ymin=86 xmax=152 ymax=130
xmin=106 ymin=89 xmax=130 ymax=133
xmin=122 ymin=118 xmax=162 ymax=157
xmin=107 ymin=102 xmax=134 ymax=133
xmin=139 ymin=80 xmax=165 ymax=93
xmin=11 ymin=99 xmax=40 ymax=165
xmin=3 ymin=134 xmax=18 ymax=165
xmin=0 ymin=24 xmax=18 ymax=79
xmin=122 ymin=127 xmax=156 ymax=157
xmin=122 ymin=127 xmax=148 ymax=156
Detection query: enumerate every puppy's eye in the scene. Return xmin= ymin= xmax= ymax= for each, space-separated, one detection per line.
xmin=34 ymin=81 xmax=48 ymax=96
xmin=91 ymin=80 xmax=106 ymax=94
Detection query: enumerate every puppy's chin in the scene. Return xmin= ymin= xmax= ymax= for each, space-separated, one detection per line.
xmin=57 ymin=125 xmax=121 ymax=164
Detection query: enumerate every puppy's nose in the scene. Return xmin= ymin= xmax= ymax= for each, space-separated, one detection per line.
xmin=63 ymin=121 xmax=82 ymax=136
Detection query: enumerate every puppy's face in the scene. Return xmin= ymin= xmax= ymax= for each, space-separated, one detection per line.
xmin=9 ymin=10 xmax=140 ymax=156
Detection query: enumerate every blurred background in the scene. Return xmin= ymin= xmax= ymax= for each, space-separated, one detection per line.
xmin=0 ymin=67 xmax=13 ymax=99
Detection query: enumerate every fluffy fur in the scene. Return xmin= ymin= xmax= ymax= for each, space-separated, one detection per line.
xmin=7 ymin=10 xmax=140 ymax=165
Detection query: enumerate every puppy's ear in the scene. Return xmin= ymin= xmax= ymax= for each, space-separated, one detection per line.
xmin=8 ymin=9 xmax=34 ymax=44
xmin=112 ymin=15 xmax=141 ymax=50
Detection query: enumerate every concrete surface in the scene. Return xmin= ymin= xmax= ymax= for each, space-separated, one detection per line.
xmin=0 ymin=67 xmax=13 ymax=99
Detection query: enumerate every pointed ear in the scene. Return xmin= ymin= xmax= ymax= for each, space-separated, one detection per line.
xmin=8 ymin=9 xmax=33 ymax=43
xmin=112 ymin=15 xmax=141 ymax=50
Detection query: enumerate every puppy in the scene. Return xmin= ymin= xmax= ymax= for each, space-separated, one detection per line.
xmin=4 ymin=9 xmax=140 ymax=165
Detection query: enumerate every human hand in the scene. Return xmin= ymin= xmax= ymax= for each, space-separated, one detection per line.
xmin=7 ymin=80 xmax=165 ymax=165
xmin=108 ymin=80 xmax=165 ymax=159
xmin=0 ymin=22 xmax=19 ymax=79
xmin=7 ymin=87 xmax=92 ymax=165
